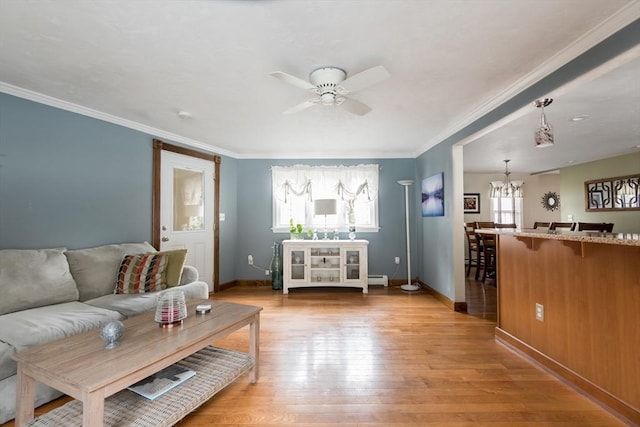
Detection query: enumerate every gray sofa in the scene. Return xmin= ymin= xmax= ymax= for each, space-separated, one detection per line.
xmin=0 ymin=242 xmax=209 ymax=424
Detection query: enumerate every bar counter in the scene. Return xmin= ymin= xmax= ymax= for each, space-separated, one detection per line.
xmin=476 ymin=227 xmax=640 ymax=246
xmin=486 ymin=228 xmax=639 ymax=423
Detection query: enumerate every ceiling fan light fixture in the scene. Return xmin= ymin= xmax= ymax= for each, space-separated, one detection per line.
xmin=321 ymin=92 xmax=335 ymax=105
xmin=270 ymin=65 xmax=389 ymax=116
xmin=534 ymin=98 xmax=554 ymax=148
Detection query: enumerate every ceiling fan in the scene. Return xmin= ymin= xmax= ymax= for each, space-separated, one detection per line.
xmin=270 ymin=65 xmax=390 ymax=116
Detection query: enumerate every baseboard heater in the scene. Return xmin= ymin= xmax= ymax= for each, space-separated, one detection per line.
xmin=367 ymin=274 xmax=388 ymax=287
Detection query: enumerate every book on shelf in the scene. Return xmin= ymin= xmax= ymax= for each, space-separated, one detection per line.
xmin=127 ymin=364 xmax=196 ymax=400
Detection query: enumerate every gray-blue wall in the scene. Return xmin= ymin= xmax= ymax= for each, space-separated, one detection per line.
xmin=218 ymin=156 xmax=239 ymax=284
xmin=0 ymin=93 xmax=240 ymax=285
xmin=2 ymin=20 xmax=636 ymax=296
xmin=0 ymin=93 xmax=415 ymax=286
xmin=413 ymin=19 xmax=640 ymax=301
xmin=0 ymin=94 xmax=153 ymax=248
xmin=415 ymin=142 xmax=455 ymax=298
xmin=235 ymin=158 xmax=417 ymax=281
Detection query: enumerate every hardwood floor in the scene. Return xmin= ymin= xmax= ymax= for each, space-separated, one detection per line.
xmin=4 ymin=280 xmax=626 ymax=426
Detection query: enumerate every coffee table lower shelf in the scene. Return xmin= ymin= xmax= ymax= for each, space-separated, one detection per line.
xmin=26 ymin=346 xmax=254 ymax=427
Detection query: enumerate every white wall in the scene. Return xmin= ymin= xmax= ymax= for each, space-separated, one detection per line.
xmin=463 ymin=172 xmax=561 ymax=227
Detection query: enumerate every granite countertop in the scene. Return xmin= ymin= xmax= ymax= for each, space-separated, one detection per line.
xmin=475 ymin=228 xmax=640 ymax=247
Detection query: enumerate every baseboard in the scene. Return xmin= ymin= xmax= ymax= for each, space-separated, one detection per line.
xmin=418 ymin=280 xmax=468 ymax=312
xmin=234 ymin=279 xmax=272 ymax=287
xmin=221 ymin=279 xmax=469 ymax=313
xmin=495 ymin=327 xmax=639 ymax=425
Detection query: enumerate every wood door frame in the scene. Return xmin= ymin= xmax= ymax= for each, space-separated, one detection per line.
xmin=152 ymin=139 xmax=221 ymax=292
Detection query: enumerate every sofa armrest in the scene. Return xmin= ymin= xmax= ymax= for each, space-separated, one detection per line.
xmin=179 ymin=265 xmax=199 ymax=285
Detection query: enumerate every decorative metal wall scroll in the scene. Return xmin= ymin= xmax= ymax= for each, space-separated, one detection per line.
xmin=584 ymin=174 xmax=639 ymax=211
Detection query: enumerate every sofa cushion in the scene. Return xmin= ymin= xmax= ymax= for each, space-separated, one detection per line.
xmin=86 ymin=281 xmax=209 ymax=318
xmin=0 ymin=341 xmax=15 ymax=382
xmin=0 ymin=248 xmax=79 ymax=315
xmin=0 ymin=301 xmax=123 ymax=381
xmin=147 ymin=248 xmax=187 ymax=287
xmin=115 ymin=253 xmax=168 ymax=294
xmin=65 ymin=242 xmax=156 ymax=301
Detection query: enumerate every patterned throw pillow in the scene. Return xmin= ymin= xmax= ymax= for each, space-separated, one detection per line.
xmin=115 ymin=253 xmax=168 ymax=294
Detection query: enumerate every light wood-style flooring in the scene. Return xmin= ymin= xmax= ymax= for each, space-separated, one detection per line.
xmin=4 ymin=280 xmax=626 ymax=426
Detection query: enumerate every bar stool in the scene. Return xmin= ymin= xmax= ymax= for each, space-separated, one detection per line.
xmin=477 ymin=232 xmax=496 ymax=283
xmin=464 ymin=224 xmax=481 ymax=277
xmin=533 ymin=222 xmax=550 ymax=229
xmin=475 ymin=221 xmax=496 ymax=229
xmin=549 ymin=222 xmax=576 ymax=231
xmin=577 ymin=222 xmax=614 ymax=232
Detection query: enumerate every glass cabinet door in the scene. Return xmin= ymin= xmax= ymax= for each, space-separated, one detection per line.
xmin=344 ymin=249 xmax=361 ymax=281
xmin=289 ymin=249 xmax=306 ymax=281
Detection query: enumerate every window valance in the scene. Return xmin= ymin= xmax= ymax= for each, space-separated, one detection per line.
xmin=272 ymin=164 xmax=379 ymax=202
xmin=271 ymin=164 xmax=380 ymax=232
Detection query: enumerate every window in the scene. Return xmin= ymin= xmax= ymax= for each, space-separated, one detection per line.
xmin=490 ymin=197 xmax=523 ymax=228
xmin=489 ymin=179 xmax=524 ymax=228
xmin=272 ymin=164 xmax=379 ymax=233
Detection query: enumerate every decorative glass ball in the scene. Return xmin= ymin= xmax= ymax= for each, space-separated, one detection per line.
xmin=100 ymin=320 xmax=124 ymax=349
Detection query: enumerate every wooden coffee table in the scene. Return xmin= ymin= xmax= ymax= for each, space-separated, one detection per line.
xmin=13 ymin=299 xmax=262 ymax=427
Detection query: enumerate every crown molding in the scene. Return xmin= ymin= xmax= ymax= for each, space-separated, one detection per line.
xmin=416 ymin=1 xmax=640 ymax=157
xmin=0 ymin=82 xmax=239 ymax=159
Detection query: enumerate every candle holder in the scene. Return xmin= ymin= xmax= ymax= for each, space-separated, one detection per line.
xmin=154 ymin=290 xmax=187 ymax=328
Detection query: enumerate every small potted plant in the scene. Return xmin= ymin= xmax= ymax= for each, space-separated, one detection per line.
xmin=289 ymin=219 xmax=312 ymax=240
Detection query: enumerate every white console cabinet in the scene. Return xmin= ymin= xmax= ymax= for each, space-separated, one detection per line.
xmin=282 ymin=240 xmax=369 ymax=294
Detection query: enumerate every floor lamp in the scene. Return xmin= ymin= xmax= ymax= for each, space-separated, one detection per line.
xmin=398 ymin=180 xmax=420 ymax=292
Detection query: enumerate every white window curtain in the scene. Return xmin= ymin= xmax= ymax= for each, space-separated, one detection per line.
xmin=272 ymin=164 xmax=379 ymax=232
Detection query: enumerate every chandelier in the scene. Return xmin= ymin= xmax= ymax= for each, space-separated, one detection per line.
xmin=534 ymin=98 xmax=554 ymax=148
xmin=490 ymin=159 xmax=523 ymax=198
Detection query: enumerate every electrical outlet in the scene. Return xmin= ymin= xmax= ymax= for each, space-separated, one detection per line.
xmin=535 ymin=303 xmax=544 ymax=322
xmin=265 ymin=269 xmax=270 ymax=276
xmin=394 ymin=256 xmax=400 ymax=265
xmin=247 ymin=254 xmax=254 ymax=265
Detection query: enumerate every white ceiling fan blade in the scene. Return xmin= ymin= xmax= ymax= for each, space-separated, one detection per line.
xmin=340 ymin=97 xmax=372 ymax=116
xmin=282 ymin=100 xmax=317 ymax=115
xmin=340 ymin=65 xmax=390 ymax=93
xmin=270 ymin=71 xmax=317 ymax=90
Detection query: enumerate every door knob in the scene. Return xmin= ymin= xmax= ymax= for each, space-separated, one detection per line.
xmin=161 ymin=237 xmax=170 ymax=242
xmin=162 ymin=226 xmax=167 ymax=231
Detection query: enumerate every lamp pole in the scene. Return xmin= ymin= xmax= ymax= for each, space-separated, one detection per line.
xmin=397 ymin=180 xmax=419 ymax=292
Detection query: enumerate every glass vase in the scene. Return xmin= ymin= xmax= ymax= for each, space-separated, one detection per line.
xmin=271 ymin=242 xmax=283 ymax=290
xmin=154 ymin=290 xmax=187 ymax=328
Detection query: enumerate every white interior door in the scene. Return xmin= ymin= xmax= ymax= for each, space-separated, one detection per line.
xmin=160 ymin=151 xmax=215 ymax=291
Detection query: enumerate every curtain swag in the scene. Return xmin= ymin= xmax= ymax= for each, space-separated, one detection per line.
xmin=282 ymin=179 xmax=313 ymax=203
xmin=273 ymin=164 xmax=379 ymax=203
xmin=336 ymin=180 xmax=372 ymax=201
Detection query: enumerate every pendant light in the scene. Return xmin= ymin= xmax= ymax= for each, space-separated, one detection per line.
xmin=534 ymin=98 xmax=554 ymax=148
xmin=501 ymin=159 xmax=514 ymax=197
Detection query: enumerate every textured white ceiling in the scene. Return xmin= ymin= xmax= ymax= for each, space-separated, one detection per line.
xmin=0 ymin=0 xmax=638 ymax=173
